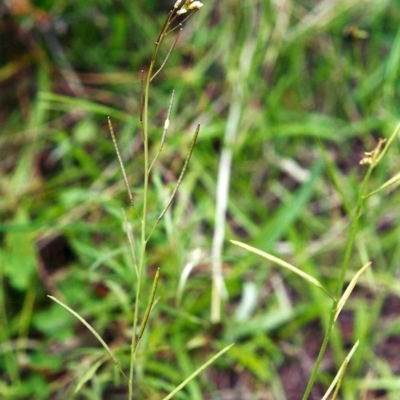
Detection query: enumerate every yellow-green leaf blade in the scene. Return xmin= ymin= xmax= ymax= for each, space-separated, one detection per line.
xmin=231 ymin=240 xmax=333 ymax=299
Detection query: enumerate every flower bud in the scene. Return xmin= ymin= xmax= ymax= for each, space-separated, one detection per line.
xmin=188 ymin=1 xmax=203 ymax=10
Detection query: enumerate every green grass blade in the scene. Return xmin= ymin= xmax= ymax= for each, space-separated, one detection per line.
xmin=74 ymin=358 xmax=105 ymax=394
xmin=321 ymin=341 xmax=359 ymax=400
xmin=255 ymin=159 xmax=324 ymax=249
xmin=161 ymin=343 xmax=234 ymax=400
xmin=334 ymin=262 xmax=371 ymax=322
xmin=364 ymin=172 xmax=400 ymax=199
xmin=231 ymin=240 xmax=333 ymax=299
xmin=48 ymin=295 xmax=126 ymax=378
xmin=39 ymin=92 xmax=129 ymax=121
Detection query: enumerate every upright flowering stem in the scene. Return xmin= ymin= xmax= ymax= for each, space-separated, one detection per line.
xmin=128 ymin=4 xmax=202 ymax=398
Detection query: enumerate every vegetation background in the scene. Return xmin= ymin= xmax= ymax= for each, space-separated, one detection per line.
xmin=1 ymin=0 xmax=400 ymax=399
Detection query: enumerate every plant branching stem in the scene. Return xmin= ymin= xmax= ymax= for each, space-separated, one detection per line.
xmin=128 ymin=9 xmax=200 ymax=398
xmin=128 ymin=25 xmax=155 ymax=400
xmin=128 ymin=11 xmax=176 ymax=399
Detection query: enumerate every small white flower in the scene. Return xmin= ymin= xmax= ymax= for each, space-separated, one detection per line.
xmin=188 ymin=1 xmax=203 ymax=10
xmin=175 ymin=0 xmax=202 ymax=15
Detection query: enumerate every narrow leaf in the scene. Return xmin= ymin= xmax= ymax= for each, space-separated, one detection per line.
xmin=48 ymin=295 xmax=126 ymax=378
xmin=74 ymin=358 xmax=104 ymax=393
xmin=231 ymin=240 xmax=333 ymax=299
xmin=334 ymin=262 xmax=371 ymax=322
xmin=321 ymin=341 xmax=359 ymax=400
xmin=363 ymin=172 xmax=400 ymax=199
xmin=162 ymin=343 xmax=234 ymax=400
xmin=255 ymin=159 xmax=323 ymax=249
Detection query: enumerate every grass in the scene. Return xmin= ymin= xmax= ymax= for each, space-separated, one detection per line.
xmin=1 ymin=0 xmax=400 ymax=399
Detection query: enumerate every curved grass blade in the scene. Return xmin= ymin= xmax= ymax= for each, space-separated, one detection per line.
xmin=254 ymin=159 xmax=324 ymax=250
xmin=231 ymin=240 xmax=333 ymax=299
xmin=48 ymin=295 xmax=126 ymax=379
xmin=74 ymin=357 xmax=105 ymax=394
xmin=321 ymin=341 xmax=359 ymax=400
xmin=334 ymin=262 xmax=371 ymax=322
xmin=39 ymin=92 xmax=129 ymax=121
xmin=161 ymin=343 xmax=234 ymax=400
xmin=363 ymin=172 xmax=400 ymax=199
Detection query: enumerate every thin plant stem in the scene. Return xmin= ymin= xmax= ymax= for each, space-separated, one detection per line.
xmin=127 ymin=6 xmax=203 ymax=398
xmin=128 ymin=8 xmax=200 ymax=398
xmin=302 ymin=163 xmax=374 ymax=400
xmin=303 ymin=130 xmax=399 ymax=398
xmin=151 ymin=29 xmax=182 ymax=82
xmin=148 ymin=90 xmax=175 ymax=173
xmin=128 ymin=22 xmax=155 ymax=400
xmin=42 ymin=4 xmax=204 ymax=399
xmin=153 ymin=124 xmax=200 ymax=229
xmin=128 ymin=55 xmax=152 ymax=400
